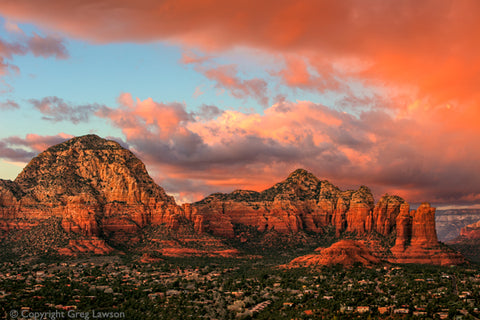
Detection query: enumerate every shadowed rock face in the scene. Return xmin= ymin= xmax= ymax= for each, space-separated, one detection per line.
xmin=1 ymin=134 xmax=184 ymax=236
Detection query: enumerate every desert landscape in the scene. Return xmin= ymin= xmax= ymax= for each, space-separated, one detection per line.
xmin=1 ymin=1 xmax=480 ymax=319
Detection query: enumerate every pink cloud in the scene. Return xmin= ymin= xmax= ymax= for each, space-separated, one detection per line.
xmin=0 ymin=99 xmax=19 ymax=110
xmin=2 ymin=0 xmax=478 ymax=107
xmin=0 ymin=133 xmax=73 ymax=163
xmin=180 ymin=51 xmax=211 ymax=65
xmin=277 ymin=55 xmax=344 ymax=93
xmin=27 ymin=32 xmax=69 ymax=59
xmin=91 ymin=94 xmax=480 ymax=204
xmin=202 ymin=64 xmax=269 ymax=106
xmin=4 ymin=133 xmax=73 ymax=152
xmin=96 ymin=93 xmax=194 ymax=141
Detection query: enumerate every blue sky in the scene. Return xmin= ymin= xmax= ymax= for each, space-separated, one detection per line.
xmin=1 ymin=1 xmax=480 ymax=207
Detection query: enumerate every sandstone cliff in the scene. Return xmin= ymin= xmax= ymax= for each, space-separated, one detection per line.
xmin=192 ymin=169 xmax=381 ymax=238
xmin=287 ymin=240 xmax=381 ymax=267
xmin=193 ymin=169 xmax=464 ymax=265
xmin=390 ymin=203 xmax=464 ymax=265
xmin=192 ymin=169 xmax=406 ymax=239
xmin=0 ymin=136 xmax=466 ymax=265
xmin=459 ymin=220 xmax=480 ymax=239
xmin=0 ymin=135 xmax=185 ymax=240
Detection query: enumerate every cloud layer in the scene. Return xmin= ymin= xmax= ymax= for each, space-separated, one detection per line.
xmin=29 ymin=96 xmax=102 ymax=123
xmin=2 ymin=1 xmax=479 ymax=105
xmin=0 ymin=32 xmax=68 ymax=76
xmin=3 ymin=93 xmax=480 ymax=205
xmin=94 ymin=94 xmax=480 ymax=204
xmin=0 ymin=133 xmax=72 ymax=162
xmin=1 ymin=1 xmax=479 ymax=206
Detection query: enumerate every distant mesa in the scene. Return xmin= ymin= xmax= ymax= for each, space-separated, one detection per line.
xmin=447 ymin=219 xmax=480 ymax=263
xmin=459 ymin=220 xmax=480 ymax=240
xmin=0 ymin=134 xmax=467 ymax=265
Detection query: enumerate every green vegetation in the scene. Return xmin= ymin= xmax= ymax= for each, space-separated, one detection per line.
xmin=0 ymin=256 xmax=478 ymax=319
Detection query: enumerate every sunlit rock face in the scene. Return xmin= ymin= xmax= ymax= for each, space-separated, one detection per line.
xmin=0 ymin=134 xmax=184 ymax=236
xmin=459 ymin=220 xmax=480 ymax=239
xmin=192 ymin=169 xmax=378 ymax=237
xmin=0 ymin=135 xmax=465 ymax=264
xmin=192 ymin=169 xmax=401 ymax=238
xmin=287 ymin=240 xmax=381 ymax=267
xmin=390 ymin=203 xmax=464 ymax=265
xmin=193 ymin=169 xmax=464 ymax=265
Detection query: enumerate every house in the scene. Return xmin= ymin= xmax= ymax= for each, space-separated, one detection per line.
xmin=356 ymin=306 xmax=370 ymax=313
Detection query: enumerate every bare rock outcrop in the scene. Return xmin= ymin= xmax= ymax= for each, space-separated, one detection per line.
xmin=287 ymin=240 xmax=381 ymax=267
xmin=459 ymin=220 xmax=480 ymax=239
xmin=390 ymin=203 xmax=464 ymax=265
xmin=193 ymin=169 xmax=464 ymax=265
xmin=1 ymin=135 xmax=184 ymax=236
xmin=192 ymin=169 xmax=377 ymax=237
xmin=57 ymin=238 xmax=115 ymax=256
xmin=0 ymin=136 xmax=466 ymax=265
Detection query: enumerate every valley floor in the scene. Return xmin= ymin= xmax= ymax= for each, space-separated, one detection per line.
xmin=0 ymin=255 xmax=479 ymax=320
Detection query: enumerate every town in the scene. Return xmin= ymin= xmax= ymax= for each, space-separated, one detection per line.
xmin=0 ymin=256 xmax=479 ymax=319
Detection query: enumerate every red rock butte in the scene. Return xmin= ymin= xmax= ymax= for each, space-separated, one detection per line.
xmin=0 ymin=135 xmax=466 ymax=265
xmin=288 ymin=240 xmax=381 ymax=267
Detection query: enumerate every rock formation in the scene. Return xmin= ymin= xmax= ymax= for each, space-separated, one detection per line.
xmin=193 ymin=169 xmax=464 ymax=265
xmin=0 ymin=135 xmax=466 ymax=265
xmin=436 ymin=209 xmax=480 ymax=241
xmin=192 ymin=169 xmax=405 ymax=239
xmin=192 ymin=169 xmax=380 ymax=238
xmin=0 ymin=134 xmax=184 ymax=238
xmin=390 ymin=203 xmax=464 ymax=265
xmin=459 ymin=220 xmax=480 ymax=239
xmin=448 ymin=219 xmax=480 ymax=263
xmin=287 ymin=240 xmax=381 ymax=267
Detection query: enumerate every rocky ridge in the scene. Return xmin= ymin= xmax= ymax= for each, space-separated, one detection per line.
xmin=436 ymin=209 xmax=480 ymax=241
xmin=459 ymin=220 xmax=480 ymax=239
xmin=0 ymin=135 xmax=188 ymax=255
xmin=0 ymin=135 xmax=466 ymax=265
xmin=193 ymin=169 xmax=382 ymax=238
xmin=447 ymin=219 xmax=480 ymax=263
xmin=14 ymin=134 xmax=183 ymax=233
xmin=193 ymin=170 xmax=464 ymax=265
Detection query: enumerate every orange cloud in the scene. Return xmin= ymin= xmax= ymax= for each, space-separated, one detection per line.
xmin=88 ymin=94 xmax=480 ymax=204
xmin=0 ymin=133 xmax=73 ymax=162
xmin=2 ymin=1 xmax=479 ymax=107
xmin=3 ymin=1 xmax=480 ymax=204
xmin=202 ymin=64 xmax=269 ymax=106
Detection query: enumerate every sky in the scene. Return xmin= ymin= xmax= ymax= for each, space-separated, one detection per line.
xmin=0 ymin=0 xmax=479 ymax=208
